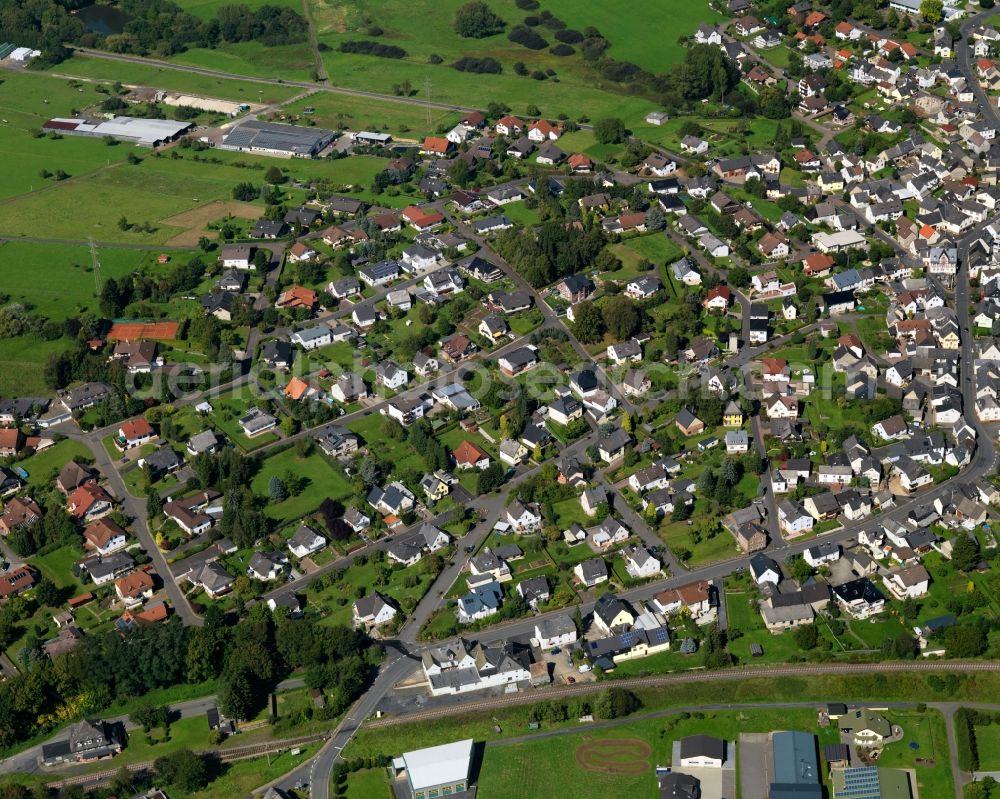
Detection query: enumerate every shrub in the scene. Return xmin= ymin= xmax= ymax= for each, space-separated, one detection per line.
xmin=515 ymin=0 xmax=539 ymax=8
xmin=453 ymin=56 xmax=503 ymax=73
xmin=454 ymin=1 xmax=506 ymax=38
xmin=338 ymin=40 xmax=407 ymax=58
xmin=508 ymin=24 xmax=548 ymax=49
xmin=523 ymin=15 xmax=541 ymax=25
xmin=554 ymin=28 xmax=583 ymax=43
xmin=550 ymin=43 xmax=575 ymax=56
xmin=531 ymin=70 xmax=548 ymax=80
xmin=428 ymin=53 xmax=443 ymax=63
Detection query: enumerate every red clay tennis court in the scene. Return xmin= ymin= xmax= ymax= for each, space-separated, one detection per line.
xmin=107 ymin=322 xmax=179 ymax=341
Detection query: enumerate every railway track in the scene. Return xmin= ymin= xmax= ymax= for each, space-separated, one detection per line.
xmin=364 ymin=660 xmax=1000 ymax=729
xmin=44 ymin=733 xmax=329 ymax=789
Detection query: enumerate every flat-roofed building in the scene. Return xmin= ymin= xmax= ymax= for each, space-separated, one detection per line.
xmin=393 ymin=739 xmax=473 ymax=799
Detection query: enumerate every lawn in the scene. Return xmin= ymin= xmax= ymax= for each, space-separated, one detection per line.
xmin=0 ymin=336 xmax=71 ymax=397
xmin=31 ymin=545 xmax=87 ymax=590
xmin=442 ymin=708 xmax=831 ymax=799
xmin=344 ymin=767 xmax=393 ymax=799
xmin=21 ymin=439 xmax=94 ymax=489
xmin=208 ymin=396 xmax=280 ymax=451
xmin=975 ymin=723 xmax=1000 ymax=770
xmin=348 ymin=412 xmax=414 ymax=465
xmin=174 ymin=746 xmax=320 ymax=799
xmin=619 ymin=233 xmax=684 ymax=269
xmin=1 ymin=140 xmax=399 ymax=245
xmin=722 ymin=587 xmax=834 ymax=665
xmin=658 ymin=515 xmax=738 ymax=567
xmin=308 ymin=554 xmax=435 ymax=626
xmin=500 ymin=201 xmax=541 ymax=228
xmin=876 ymin=711 xmax=954 ymax=799
xmin=176 ymin=0 xmax=299 ymax=16
xmin=0 ymin=157 xmax=241 ymax=244
xmin=251 ymin=447 xmax=354 ymax=523
xmin=551 ymin=496 xmax=592 ymax=530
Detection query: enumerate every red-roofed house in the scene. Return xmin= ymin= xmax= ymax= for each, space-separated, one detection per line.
xmin=0 ymin=566 xmax=35 ymax=599
xmin=527 ymin=119 xmax=561 ymax=142
xmin=703 ymin=285 xmax=732 ymax=312
xmin=835 ymin=21 xmax=861 ymax=40
xmin=120 ymin=601 xmax=169 ymax=626
xmin=115 ymin=570 xmax=154 ymax=605
xmin=84 ymin=518 xmax=128 ymax=555
xmin=453 ymin=440 xmax=491 ymax=470
xmin=762 ymin=357 xmax=790 ymax=381
xmin=402 ymin=206 xmax=445 ymax=230
xmin=803 ymin=10 xmax=826 ymax=26
xmin=0 ymin=428 xmax=24 ymax=457
xmin=287 ymin=241 xmax=317 ymax=262
xmin=276 ymin=285 xmax=318 ymax=310
xmin=0 ymin=497 xmax=41 ymax=536
xmin=803 ymin=252 xmax=835 ymax=277
xmin=568 ymin=153 xmax=593 ymax=173
xmin=115 ymin=417 xmax=155 ymax=451
xmin=67 ymin=483 xmax=113 ymax=522
xmin=421 ymin=136 xmax=453 ymax=157
xmin=495 ymin=116 xmax=525 ymax=136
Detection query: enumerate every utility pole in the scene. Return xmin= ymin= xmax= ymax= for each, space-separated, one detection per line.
xmin=89 ymin=236 xmax=102 ymax=296
xmin=425 ymin=76 xmax=432 ymax=126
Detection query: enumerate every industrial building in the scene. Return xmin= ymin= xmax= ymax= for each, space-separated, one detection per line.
xmin=393 ymin=739 xmax=473 ymax=799
xmin=770 ymin=731 xmax=822 ymax=799
xmin=41 ymin=116 xmax=193 ymax=147
xmin=219 ymin=119 xmax=336 ymax=158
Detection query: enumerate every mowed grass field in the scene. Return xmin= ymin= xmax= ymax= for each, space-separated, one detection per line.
xmin=49 ymin=55 xmax=302 ymax=104
xmin=0 ymin=241 xmax=178 ymax=318
xmin=307 ymin=0 xmax=716 ymax=119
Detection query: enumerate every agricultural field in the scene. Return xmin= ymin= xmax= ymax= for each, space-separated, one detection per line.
xmin=50 ymin=55 xmax=302 ymax=104
xmin=280 ymin=92 xmax=461 ymax=139
xmin=308 ymin=0 xmax=723 ymax=123
xmin=0 ymin=71 xmax=132 ymax=201
xmin=170 ymin=41 xmax=316 ymax=82
xmin=0 ymin=157 xmax=245 ymax=244
xmin=306 ymin=0 xmax=717 ymax=120
xmin=0 ymin=240 xmax=175 ymax=319
xmin=0 ymin=337 xmax=72 ymax=397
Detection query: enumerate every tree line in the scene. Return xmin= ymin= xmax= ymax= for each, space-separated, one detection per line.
xmin=0 ymin=0 xmax=308 ymax=63
xmin=0 ymin=601 xmax=374 ymax=751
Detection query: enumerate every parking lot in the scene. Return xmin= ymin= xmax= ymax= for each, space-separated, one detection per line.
xmin=738 ymin=733 xmax=772 ymax=799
